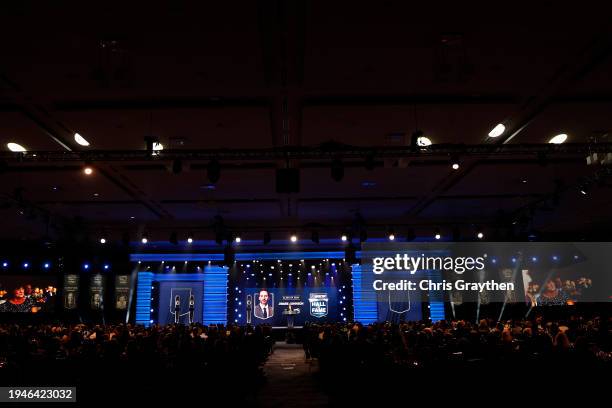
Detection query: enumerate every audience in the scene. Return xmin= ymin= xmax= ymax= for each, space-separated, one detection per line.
xmin=0 ymin=322 xmax=274 ymax=403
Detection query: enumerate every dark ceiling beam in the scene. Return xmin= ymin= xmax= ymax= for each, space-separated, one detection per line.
xmin=2 ymin=143 xmax=610 ymax=163
xmin=53 ymin=97 xmax=271 ymax=111
xmin=302 ymin=94 xmax=518 ymax=106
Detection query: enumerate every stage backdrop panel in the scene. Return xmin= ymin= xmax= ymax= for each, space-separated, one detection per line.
xmin=158 ymin=281 xmax=203 ymax=324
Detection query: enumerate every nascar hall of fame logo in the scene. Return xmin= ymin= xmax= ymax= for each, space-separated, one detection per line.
xmin=309 ymin=293 xmax=329 ymax=318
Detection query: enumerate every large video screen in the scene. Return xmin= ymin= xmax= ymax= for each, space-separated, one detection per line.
xmin=0 ymin=276 xmax=58 ymax=313
xmin=244 ymin=287 xmax=338 ymax=326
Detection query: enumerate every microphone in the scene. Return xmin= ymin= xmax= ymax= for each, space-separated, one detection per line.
xmin=246 ymin=294 xmax=252 ymax=324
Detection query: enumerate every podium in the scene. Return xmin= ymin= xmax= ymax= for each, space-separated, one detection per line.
xmin=282 ymin=309 xmax=299 ymax=328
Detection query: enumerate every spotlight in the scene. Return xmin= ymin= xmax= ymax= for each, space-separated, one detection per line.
xmin=235 ymin=236 xmax=242 ymax=243
xmin=488 ymin=123 xmax=505 ymax=138
xmin=100 ymin=237 xmax=106 ymax=244
xmin=104 ymin=264 xmax=110 ymax=270
xmin=549 ymin=133 xmax=568 ymax=144
xmin=263 ymin=231 xmax=271 ymax=245
xmin=2 ymin=262 xmax=7 ymax=267
xmin=388 ymin=229 xmax=395 ymax=241
xmin=7 ymin=142 xmax=27 ymax=152
xmin=23 ymin=262 xmax=29 ymax=268
xmin=43 ymin=263 xmax=50 ymax=269
xmin=476 ymin=230 xmax=484 ymax=240
xmin=341 ymin=234 xmax=348 ymax=242
xmin=290 ymin=234 xmax=298 ymax=243
xmin=331 ymin=158 xmax=344 ymax=182
xmin=74 ymin=133 xmax=90 ymax=147
xmin=310 ymin=230 xmax=319 ymax=244
xmin=434 ymin=229 xmax=441 ymax=240
xmin=141 ymin=235 xmax=148 ymax=244
xmin=187 ymin=233 xmax=193 ymax=244
xmin=207 ymin=159 xmax=221 ymax=184
xmin=451 ymin=155 xmax=460 ymax=170
xmin=83 ymin=166 xmax=93 ymax=175
xmin=83 ymin=263 xmax=89 ymax=270
xmin=579 ymin=179 xmax=590 ymax=196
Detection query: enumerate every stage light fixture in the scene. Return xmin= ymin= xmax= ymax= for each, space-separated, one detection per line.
xmin=100 ymin=237 xmax=106 ymax=244
xmin=341 ymin=234 xmax=347 ymax=242
xmin=7 ymin=142 xmax=27 ymax=152
xmin=331 ymin=158 xmax=344 ymax=182
xmin=488 ymin=123 xmax=505 ymax=138
xmin=141 ymin=235 xmax=148 ymax=244
xmin=104 ymin=264 xmax=110 ymax=270
xmin=187 ymin=233 xmax=193 ymax=244
xmin=290 ymin=234 xmax=298 ymax=243
xmin=74 ymin=133 xmax=90 ymax=147
xmin=44 ymin=263 xmax=50 ymax=269
xmin=388 ymin=229 xmax=395 ymax=241
xmin=83 ymin=166 xmax=93 ymax=175
xmin=235 ymin=236 xmax=242 ymax=243
xmin=434 ymin=229 xmax=441 ymax=240
xmin=549 ymin=133 xmax=568 ymax=144
xmin=451 ymin=155 xmax=460 ymax=170
xmin=207 ymin=159 xmax=221 ymax=184
xmin=2 ymin=262 xmax=7 ymax=267
xmin=83 ymin=263 xmax=89 ymax=270
xmin=477 ymin=231 xmax=484 ymax=240
xmin=23 ymin=262 xmax=29 ymax=268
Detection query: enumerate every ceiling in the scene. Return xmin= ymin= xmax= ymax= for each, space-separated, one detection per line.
xmin=1 ymin=1 xmax=612 ymax=243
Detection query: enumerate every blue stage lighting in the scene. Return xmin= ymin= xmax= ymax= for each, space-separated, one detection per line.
xmin=44 ymin=263 xmax=50 ymax=269
xmin=2 ymin=262 xmax=7 ymax=267
xmin=83 ymin=264 xmax=89 ymax=270
xmin=104 ymin=264 xmax=110 ymax=270
xmin=23 ymin=262 xmax=29 ymax=268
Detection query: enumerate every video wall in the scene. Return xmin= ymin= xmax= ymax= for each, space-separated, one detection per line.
xmin=0 ymin=276 xmax=58 ymax=313
xmin=241 ymin=287 xmax=339 ymax=326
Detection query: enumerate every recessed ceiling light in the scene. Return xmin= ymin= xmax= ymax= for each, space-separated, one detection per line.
xmin=488 ymin=123 xmax=505 ymax=138
xmin=74 ymin=133 xmax=90 ymax=147
xmin=7 ymin=142 xmax=27 ymax=152
xmin=548 ymin=133 xmax=568 ymax=144
xmin=417 ymin=136 xmax=432 ymax=146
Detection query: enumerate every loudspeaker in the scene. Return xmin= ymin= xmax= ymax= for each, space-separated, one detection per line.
xmin=276 ymin=168 xmax=300 ymax=193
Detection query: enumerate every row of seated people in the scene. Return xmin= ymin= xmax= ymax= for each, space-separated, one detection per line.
xmin=0 ymin=322 xmax=275 ymax=403
xmin=301 ymin=315 xmax=612 ymax=398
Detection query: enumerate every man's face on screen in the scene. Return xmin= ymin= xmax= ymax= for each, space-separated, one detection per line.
xmin=259 ymin=291 xmax=269 ymax=305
